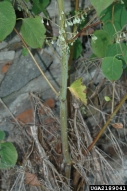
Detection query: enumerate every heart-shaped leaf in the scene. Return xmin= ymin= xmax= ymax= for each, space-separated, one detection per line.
xmin=21 ymin=16 xmax=46 ymax=48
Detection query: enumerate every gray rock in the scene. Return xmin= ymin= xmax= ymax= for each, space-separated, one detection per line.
xmin=0 ymin=41 xmax=8 ymax=50
xmin=8 ymin=93 xmax=31 ymax=116
xmin=0 ymin=120 xmax=14 ymax=133
xmin=0 ymin=50 xmax=53 ymax=97
xmin=0 ymin=51 xmax=15 ymax=61
xmin=1 ymin=69 xmax=60 ymax=108
xmin=0 ymin=93 xmax=31 ymax=120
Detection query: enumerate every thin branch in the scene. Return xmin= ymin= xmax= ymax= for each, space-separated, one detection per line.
xmin=14 ymin=28 xmax=59 ymax=97
xmin=85 ymin=93 xmax=127 ymax=154
xmin=0 ymin=98 xmax=22 ymax=128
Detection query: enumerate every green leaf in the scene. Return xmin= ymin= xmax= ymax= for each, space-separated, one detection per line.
xmin=21 ymin=16 xmax=46 ymax=48
xmin=101 ymin=4 xmax=127 ymax=39
xmin=104 ymin=96 xmax=111 ymax=101
xmin=68 ymin=78 xmax=87 ymax=105
xmin=106 ymin=43 xmax=127 ymax=64
xmin=90 ymin=0 xmax=114 ymax=15
xmin=91 ymin=30 xmax=112 ymax=58
xmin=101 ymin=57 xmax=123 ymax=81
xmin=0 ymin=142 xmax=18 ymax=169
xmin=0 ymin=1 xmax=16 ymax=41
xmin=22 ymin=47 xmax=29 ymax=57
xmin=32 ymin=0 xmax=49 ymax=16
xmin=0 ymin=131 xmax=5 ymax=141
xmin=39 ymin=0 xmax=50 ymax=7
xmin=73 ymin=39 xmax=82 ymax=59
xmin=123 ymin=0 xmax=127 ymax=8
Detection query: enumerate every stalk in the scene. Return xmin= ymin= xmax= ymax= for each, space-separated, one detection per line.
xmin=57 ymin=0 xmax=71 ymax=179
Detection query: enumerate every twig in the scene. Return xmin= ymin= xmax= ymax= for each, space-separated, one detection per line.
xmin=0 ymin=98 xmax=22 ymax=128
xmin=14 ymin=28 xmax=59 ymax=97
xmin=84 ymin=93 xmax=127 ymax=155
xmin=30 ymin=125 xmax=46 ymax=159
xmin=67 ymin=15 xmax=100 ymax=44
xmin=112 ymin=81 xmax=115 ymax=113
xmin=90 ymin=78 xmax=106 ymax=99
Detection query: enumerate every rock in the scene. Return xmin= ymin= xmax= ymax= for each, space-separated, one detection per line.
xmin=0 ymin=41 xmax=8 ymax=50
xmin=0 ymin=51 xmax=15 ymax=61
xmin=0 ymin=50 xmax=53 ymax=97
xmin=0 ymin=120 xmax=14 ymax=133
xmin=0 ymin=93 xmax=31 ymax=119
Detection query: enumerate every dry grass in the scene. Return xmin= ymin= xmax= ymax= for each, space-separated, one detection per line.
xmin=1 ymin=59 xmax=127 ymax=190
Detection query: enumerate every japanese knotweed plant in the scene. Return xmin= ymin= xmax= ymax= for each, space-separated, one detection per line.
xmin=0 ymin=0 xmax=87 ymax=177
xmin=0 ymin=0 xmax=127 ymax=179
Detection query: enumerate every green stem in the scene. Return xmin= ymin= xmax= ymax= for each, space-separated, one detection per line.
xmin=57 ymin=0 xmax=71 ymax=179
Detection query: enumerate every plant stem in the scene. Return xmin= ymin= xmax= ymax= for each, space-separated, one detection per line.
xmin=57 ymin=0 xmax=71 ymax=179
xmin=84 ymin=93 xmax=127 ymax=154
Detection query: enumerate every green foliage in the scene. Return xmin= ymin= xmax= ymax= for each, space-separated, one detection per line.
xmin=22 ymin=47 xmax=29 ymax=56
xmin=101 ymin=57 xmax=123 ymax=81
xmin=91 ymin=1 xmax=127 ymax=81
xmin=0 ymin=131 xmax=5 ymax=141
xmin=90 ymin=0 xmax=114 ymax=15
xmin=32 ymin=0 xmax=50 ymax=16
xmin=91 ymin=30 xmax=112 ymax=58
xmin=123 ymin=0 xmax=127 ymax=8
xmin=101 ymin=4 xmax=127 ymax=39
xmin=0 ymin=142 xmax=18 ymax=169
xmin=68 ymin=78 xmax=87 ymax=105
xmin=0 ymin=130 xmax=18 ymax=169
xmin=73 ymin=39 xmax=82 ymax=59
xmin=0 ymin=1 xmax=16 ymax=41
xmin=21 ymin=16 xmax=46 ymax=48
